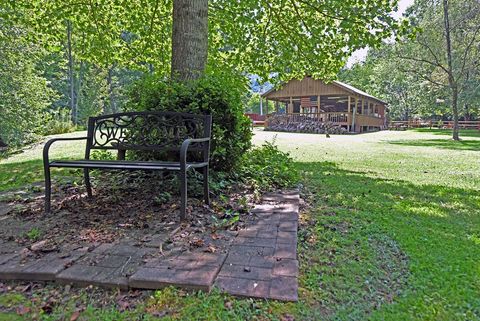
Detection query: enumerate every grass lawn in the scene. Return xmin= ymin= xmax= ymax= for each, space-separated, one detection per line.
xmin=0 ymin=132 xmax=86 ymax=192
xmin=1 ymin=128 xmax=479 ymax=320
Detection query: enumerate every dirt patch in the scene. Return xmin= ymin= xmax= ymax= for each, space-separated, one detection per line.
xmin=0 ymin=172 xmax=261 ymax=264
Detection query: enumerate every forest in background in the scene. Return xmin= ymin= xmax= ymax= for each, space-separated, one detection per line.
xmin=339 ymin=0 xmax=480 ymax=125
xmin=0 ymin=17 xmax=143 ymax=146
xmin=1 ymin=0 xmax=479 ymax=147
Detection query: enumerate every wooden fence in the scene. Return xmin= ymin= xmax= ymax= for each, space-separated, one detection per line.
xmin=389 ymin=120 xmax=480 ymax=130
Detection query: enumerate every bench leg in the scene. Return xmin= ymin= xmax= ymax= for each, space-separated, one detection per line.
xmin=180 ymin=169 xmax=187 ymax=221
xmin=84 ymin=168 xmax=93 ymax=198
xmin=203 ymin=166 xmax=210 ymax=205
xmin=44 ymin=164 xmax=51 ymax=214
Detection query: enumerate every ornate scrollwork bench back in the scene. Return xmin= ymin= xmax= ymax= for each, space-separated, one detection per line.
xmin=87 ymin=111 xmax=211 ymax=155
xmin=43 ymin=111 xmax=212 ymax=220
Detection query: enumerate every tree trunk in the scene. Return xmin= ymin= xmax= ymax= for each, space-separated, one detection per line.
xmin=443 ymin=0 xmax=460 ymax=140
xmin=171 ymin=0 xmax=208 ymax=81
xmin=75 ymin=61 xmax=85 ymax=118
xmin=464 ymin=104 xmax=470 ymax=121
xmin=107 ymin=66 xmax=117 ymax=113
xmin=451 ymin=85 xmax=460 ymax=140
xmin=66 ymin=20 xmax=76 ymax=124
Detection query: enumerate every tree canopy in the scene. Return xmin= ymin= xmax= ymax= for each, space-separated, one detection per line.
xmin=340 ymin=0 xmax=480 ymax=139
xmin=5 ymin=0 xmax=409 ymax=82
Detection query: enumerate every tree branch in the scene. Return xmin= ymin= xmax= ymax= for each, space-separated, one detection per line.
xmin=398 ymin=67 xmax=448 ymax=88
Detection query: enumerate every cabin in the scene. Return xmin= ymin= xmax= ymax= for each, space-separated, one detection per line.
xmin=261 ymin=77 xmax=388 ymax=133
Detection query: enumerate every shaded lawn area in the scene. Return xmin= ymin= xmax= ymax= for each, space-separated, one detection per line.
xmin=388 ymin=138 xmax=480 ymax=151
xmin=297 ymin=162 xmax=480 ymax=320
xmin=412 ymin=128 xmax=480 ymax=138
xmin=386 ymin=127 xmax=480 ymax=151
xmin=1 ymin=129 xmax=480 ymax=320
xmin=0 ymin=132 xmax=86 ymax=191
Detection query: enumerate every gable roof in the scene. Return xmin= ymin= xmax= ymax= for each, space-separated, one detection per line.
xmin=331 ymin=80 xmax=387 ymax=105
xmin=261 ymin=78 xmax=387 ymax=105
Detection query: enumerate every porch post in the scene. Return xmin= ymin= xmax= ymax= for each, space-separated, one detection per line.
xmin=260 ymin=97 xmax=263 ymax=115
xmin=317 ymin=95 xmax=320 ymax=119
xmin=347 ymin=96 xmax=351 ymax=131
xmin=289 ymin=96 xmax=293 ymax=114
xmin=265 ymin=99 xmax=269 ymax=115
xmin=351 ymin=96 xmax=357 ymax=133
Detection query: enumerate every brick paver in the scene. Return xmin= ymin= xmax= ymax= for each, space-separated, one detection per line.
xmin=0 ymin=246 xmax=90 ymax=281
xmin=129 ymin=252 xmax=227 ymax=291
xmin=215 ymin=190 xmax=300 ymax=302
xmin=0 ymin=190 xmax=300 ymax=301
xmin=57 ymin=243 xmax=154 ymax=289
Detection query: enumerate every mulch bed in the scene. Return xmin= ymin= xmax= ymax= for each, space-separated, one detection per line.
xmin=0 ymin=172 xmax=260 ymax=270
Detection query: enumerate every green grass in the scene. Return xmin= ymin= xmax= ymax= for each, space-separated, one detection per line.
xmin=1 ymin=129 xmax=479 ymax=320
xmin=413 ymin=128 xmax=480 ymax=138
xmin=0 ymin=132 xmax=86 ymax=191
xmin=388 ymin=138 xmax=480 ymax=151
xmin=253 ymin=129 xmax=480 ymax=320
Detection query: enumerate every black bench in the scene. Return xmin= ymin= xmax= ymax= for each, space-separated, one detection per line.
xmin=43 ymin=111 xmax=212 ymax=220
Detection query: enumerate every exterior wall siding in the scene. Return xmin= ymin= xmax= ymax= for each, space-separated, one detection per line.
xmin=265 ymin=78 xmax=346 ymax=98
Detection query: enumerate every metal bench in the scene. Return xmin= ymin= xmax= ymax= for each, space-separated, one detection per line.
xmin=43 ymin=111 xmax=212 ymax=220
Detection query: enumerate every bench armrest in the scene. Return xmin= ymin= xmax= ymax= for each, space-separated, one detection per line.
xmin=43 ymin=137 xmax=88 ymax=164
xmin=180 ymin=137 xmax=211 ymax=167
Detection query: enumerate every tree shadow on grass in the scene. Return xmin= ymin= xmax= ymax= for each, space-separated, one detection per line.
xmin=411 ymin=128 xmax=480 ymax=138
xmin=0 ymin=159 xmax=45 ymax=192
xmin=387 ymin=138 xmax=480 ymax=151
xmin=0 ymin=159 xmax=80 ymax=192
xmin=295 ymin=161 xmax=480 ymax=320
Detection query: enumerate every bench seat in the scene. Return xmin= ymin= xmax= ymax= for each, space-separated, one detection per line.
xmin=50 ymin=160 xmax=209 ymax=171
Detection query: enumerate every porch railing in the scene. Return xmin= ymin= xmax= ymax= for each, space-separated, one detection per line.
xmin=354 ymin=114 xmax=385 ymax=127
xmin=269 ymin=112 xmax=351 ymax=124
xmin=266 ymin=112 xmax=385 ymax=127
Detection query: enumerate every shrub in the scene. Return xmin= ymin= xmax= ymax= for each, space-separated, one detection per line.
xmin=90 ymin=150 xmax=116 ymax=161
xmin=237 ymin=140 xmax=299 ymax=191
xmin=41 ymin=108 xmax=76 ymax=136
xmin=125 ymin=74 xmax=252 ymax=172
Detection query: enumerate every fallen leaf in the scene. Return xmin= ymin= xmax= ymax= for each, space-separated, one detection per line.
xmin=211 ymin=233 xmax=221 ymax=240
xmin=20 ymin=248 xmax=33 ymax=258
xmin=280 ymin=314 xmax=295 ymax=321
xmin=224 ymin=301 xmax=233 ymax=310
xmin=189 ymin=238 xmax=204 ymax=248
xmin=70 ymin=311 xmax=81 ymax=321
xmin=204 ymin=244 xmax=217 ymax=253
xmin=16 ymin=306 xmax=30 ymax=315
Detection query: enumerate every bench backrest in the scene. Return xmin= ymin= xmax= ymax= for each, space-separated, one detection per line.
xmin=86 ymin=111 xmax=212 ymax=156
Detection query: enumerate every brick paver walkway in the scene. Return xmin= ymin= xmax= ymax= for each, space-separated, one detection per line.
xmin=0 ymin=191 xmax=299 ymax=301
xmin=215 ymin=191 xmax=299 ymax=301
